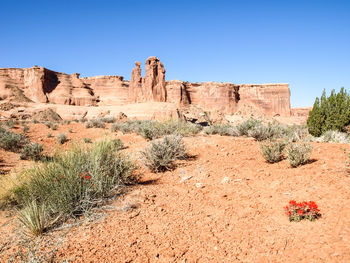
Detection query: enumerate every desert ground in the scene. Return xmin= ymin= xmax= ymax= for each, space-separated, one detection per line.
xmin=0 ymin=120 xmax=349 ymax=263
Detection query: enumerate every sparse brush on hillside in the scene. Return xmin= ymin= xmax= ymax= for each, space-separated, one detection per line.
xmin=56 ymin=133 xmax=67 ymax=144
xmin=111 ymin=120 xmax=202 ymax=140
xmin=203 ymin=123 xmax=239 ymax=136
xmin=0 ymin=126 xmax=28 ymax=152
xmin=100 ymin=116 xmax=116 ymax=123
xmin=259 ymin=140 xmax=287 ymax=163
xmin=4 ymin=139 xmax=136 ymax=235
xmin=141 ymin=135 xmax=187 ymax=172
xmin=85 ymin=118 xmax=106 ymax=129
xmin=235 ymin=118 xmax=262 ymax=136
xmin=20 ymin=142 xmax=43 ymax=161
xmin=44 ymin=121 xmax=58 ymax=130
xmin=286 ymin=143 xmax=313 ymax=167
xmin=247 ymin=123 xmax=282 ymax=141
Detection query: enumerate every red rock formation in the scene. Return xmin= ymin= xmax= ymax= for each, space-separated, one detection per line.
xmin=129 ymin=62 xmax=143 ymax=102
xmin=0 ymin=58 xmax=293 ymax=117
xmin=238 ymin=84 xmax=291 ymax=117
xmin=82 ymin=75 xmax=128 ymax=106
xmin=143 ymin=57 xmax=166 ymax=102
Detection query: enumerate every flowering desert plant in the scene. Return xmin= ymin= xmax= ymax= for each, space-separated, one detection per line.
xmin=284 ymin=200 xmax=320 ymax=221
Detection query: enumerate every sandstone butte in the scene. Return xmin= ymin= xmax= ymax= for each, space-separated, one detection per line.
xmin=0 ymin=56 xmax=305 ymax=120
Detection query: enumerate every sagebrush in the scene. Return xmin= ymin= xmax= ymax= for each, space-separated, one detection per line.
xmin=141 ymin=135 xmax=187 ymax=172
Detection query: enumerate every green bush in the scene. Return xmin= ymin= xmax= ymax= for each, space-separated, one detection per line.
xmin=286 ymin=143 xmax=313 ymax=167
xmin=0 ymin=127 xmax=28 ymax=152
xmin=141 ymin=135 xmax=187 ymax=172
xmin=10 ymin=139 xmax=136 ymax=231
xmin=260 ymin=140 xmax=287 ymax=163
xmin=20 ymin=143 xmax=43 ymax=161
xmin=307 ymin=88 xmax=350 ymax=137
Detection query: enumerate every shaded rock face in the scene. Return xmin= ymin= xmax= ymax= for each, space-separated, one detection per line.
xmin=0 ymin=57 xmax=292 ymax=117
xmin=129 ymin=62 xmax=143 ymax=102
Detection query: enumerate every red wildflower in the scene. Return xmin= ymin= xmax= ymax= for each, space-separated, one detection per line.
xmin=297 ymin=210 xmax=304 ymax=215
xmin=289 ymin=200 xmax=297 ymax=205
xmin=85 ymin=175 xmax=91 ymax=180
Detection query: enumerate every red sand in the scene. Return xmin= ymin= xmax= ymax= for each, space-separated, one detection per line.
xmin=1 ymin=123 xmax=350 ymax=262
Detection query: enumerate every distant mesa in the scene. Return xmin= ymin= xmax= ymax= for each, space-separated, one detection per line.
xmin=0 ymin=57 xmax=291 ymax=117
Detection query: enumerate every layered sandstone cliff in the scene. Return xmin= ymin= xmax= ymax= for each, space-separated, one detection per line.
xmin=0 ymin=57 xmax=292 ymax=117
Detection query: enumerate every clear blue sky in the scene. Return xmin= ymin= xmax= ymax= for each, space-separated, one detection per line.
xmin=1 ymin=0 xmax=349 ymax=107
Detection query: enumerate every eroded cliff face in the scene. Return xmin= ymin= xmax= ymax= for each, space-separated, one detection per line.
xmin=0 ymin=57 xmax=291 ymax=117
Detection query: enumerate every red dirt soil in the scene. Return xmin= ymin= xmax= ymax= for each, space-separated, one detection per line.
xmin=1 ymin=123 xmax=350 ymax=262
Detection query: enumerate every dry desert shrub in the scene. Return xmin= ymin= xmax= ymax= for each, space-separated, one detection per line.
xmin=203 ymin=123 xmax=239 ymax=136
xmin=85 ymin=118 xmax=106 ymax=129
xmin=20 ymin=142 xmax=43 ymax=161
xmin=0 ymin=126 xmax=28 ymax=152
xmin=4 ymin=139 xmax=136 ymax=235
xmin=316 ymin=130 xmax=350 ymax=143
xmin=286 ymin=143 xmax=313 ymax=167
xmin=235 ymin=118 xmax=262 ymax=136
xmin=111 ymin=119 xmax=202 ymax=140
xmin=141 ymin=135 xmax=187 ymax=172
xmin=259 ymin=140 xmax=287 ymax=163
xmin=56 ymin=133 xmax=67 ymax=144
